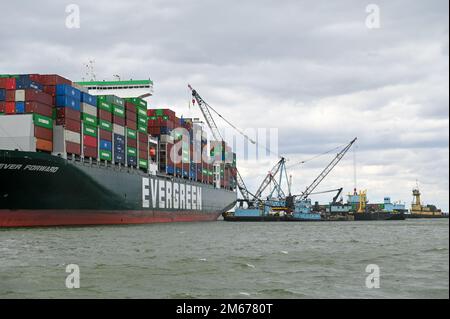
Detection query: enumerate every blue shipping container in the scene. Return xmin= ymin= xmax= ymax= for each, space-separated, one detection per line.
xmin=234 ymin=208 xmax=261 ymax=217
xmin=0 ymin=89 xmax=5 ymax=101
xmin=127 ymin=156 xmax=137 ymax=166
xmin=56 ymin=96 xmax=81 ymax=111
xmin=114 ymin=153 xmax=125 ymax=163
xmin=81 ymin=92 xmax=97 ymax=106
xmin=56 ymin=84 xmax=81 ymax=100
xmin=15 ymin=102 xmax=25 ymax=113
xmin=160 ymin=127 xmax=171 ymax=135
xmin=114 ymin=143 xmax=125 ymax=152
xmin=167 ymin=165 xmax=175 ymax=174
xmin=15 ymin=78 xmax=43 ymax=91
xmin=99 ymin=140 xmax=112 ymax=151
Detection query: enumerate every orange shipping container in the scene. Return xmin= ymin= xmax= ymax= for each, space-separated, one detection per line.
xmin=36 ymin=138 xmax=53 ymax=152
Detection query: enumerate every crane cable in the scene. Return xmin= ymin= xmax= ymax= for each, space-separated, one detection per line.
xmin=286 ymin=143 xmax=346 ymax=169
xmin=192 ymin=92 xmax=280 ymax=159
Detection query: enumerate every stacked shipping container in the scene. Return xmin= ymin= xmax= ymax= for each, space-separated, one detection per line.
xmin=1 ymin=73 xmax=236 ymax=190
xmin=81 ymin=92 xmax=98 ymax=159
xmin=0 ymin=75 xmax=56 ymax=152
xmin=124 ymin=100 xmax=138 ymax=167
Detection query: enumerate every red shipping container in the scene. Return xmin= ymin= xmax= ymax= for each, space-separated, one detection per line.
xmin=25 ymin=102 xmax=53 ymax=117
xmin=38 ymin=74 xmax=72 ymax=86
xmin=5 ymin=102 xmax=15 ymax=114
xmin=83 ymin=135 xmax=97 ymax=147
xmin=0 ymin=102 xmax=4 ymax=113
xmin=66 ymin=141 xmax=81 ymax=155
xmin=127 ymin=138 xmax=137 ymax=148
xmin=98 ymin=109 xmax=112 ymax=122
xmin=5 ymin=90 xmax=15 ymax=102
xmin=147 ymin=127 xmax=160 ymax=135
xmin=0 ymin=78 xmax=16 ymax=90
xmin=43 ymin=85 xmax=56 ymax=97
xmin=139 ymin=151 xmax=148 ymax=160
xmin=28 ymin=74 xmax=42 ymax=83
xmin=138 ymin=132 xmax=148 ymax=144
xmin=57 ymin=107 xmax=80 ymax=121
xmin=99 ymin=129 xmax=112 ymax=142
xmin=127 ymin=119 xmax=137 ymax=130
xmin=112 ymin=115 xmax=125 ymax=126
xmin=61 ymin=118 xmax=81 ymax=133
xmin=83 ymin=145 xmax=98 ymax=158
xmin=126 ymin=109 xmax=136 ymax=119
xmin=138 ymin=142 xmax=147 ymax=152
xmin=34 ymin=127 xmax=53 ymax=141
xmin=24 ymin=90 xmax=53 ymax=106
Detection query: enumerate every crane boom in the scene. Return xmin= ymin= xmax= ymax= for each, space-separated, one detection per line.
xmin=298 ymin=138 xmax=357 ymax=201
xmin=188 ymin=84 xmax=222 ymax=142
xmin=253 ymin=157 xmax=286 ymax=200
xmin=188 ymin=84 xmax=256 ymax=198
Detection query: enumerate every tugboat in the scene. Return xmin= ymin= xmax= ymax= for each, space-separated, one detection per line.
xmin=405 ymin=185 xmax=448 ymax=219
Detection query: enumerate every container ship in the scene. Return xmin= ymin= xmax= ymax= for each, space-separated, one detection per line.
xmin=0 ymin=74 xmax=237 ymax=227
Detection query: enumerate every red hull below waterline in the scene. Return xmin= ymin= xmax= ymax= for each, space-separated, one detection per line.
xmin=0 ymin=210 xmax=222 ymax=228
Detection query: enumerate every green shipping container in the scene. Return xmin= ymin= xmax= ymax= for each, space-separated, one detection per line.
xmin=98 ymin=101 xmax=112 ymax=112
xmin=125 ymin=97 xmax=147 ymax=109
xmin=113 ymin=105 xmax=125 ymax=117
xmin=33 ymin=114 xmax=53 ymax=129
xmin=99 ymin=119 xmax=113 ymax=132
xmin=137 ymin=116 xmax=147 ymax=126
xmin=83 ymin=124 xmax=98 ymax=138
xmin=98 ymin=95 xmax=124 ymax=107
xmin=138 ymin=125 xmax=147 ymax=133
xmin=127 ymin=147 xmax=137 ymax=157
xmin=139 ymin=159 xmax=148 ymax=169
xmin=137 ymin=108 xmax=147 ymax=117
xmin=82 ymin=113 xmax=97 ymax=126
xmin=99 ymin=150 xmax=112 ymax=161
xmin=127 ymin=128 xmax=137 ymax=139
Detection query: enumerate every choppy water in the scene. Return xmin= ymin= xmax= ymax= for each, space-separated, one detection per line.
xmin=0 ymin=219 xmax=448 ymax=299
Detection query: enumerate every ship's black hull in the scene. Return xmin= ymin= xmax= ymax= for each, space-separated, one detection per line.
xmin=0 ymin=150 xmax=237 ymax=227
xmin=353 ymin=212 xmax=405 ymax=221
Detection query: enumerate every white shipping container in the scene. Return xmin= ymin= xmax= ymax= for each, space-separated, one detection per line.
xmin=113 ymin=124 xmax=125 ymax=135
xmin=52 ymin=126 xmax=80 ymax=156
xmin=72 ymin=83 xmax=89 ymax=93
xmin=0 ymin=114 xmax=35 ymax=151
xmin=160 ymin=134 xmax=174 ymax=144
xmin=15 ymin=90 xmax=25 ymax=102
xmin=65 ymin=130 xmax=81 ymax=143
xmin=81 ymin=103 xmax=97 ymax=117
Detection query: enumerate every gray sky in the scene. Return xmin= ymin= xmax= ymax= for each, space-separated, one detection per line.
xmin=1 ymin=0 xmax=448 ymax=210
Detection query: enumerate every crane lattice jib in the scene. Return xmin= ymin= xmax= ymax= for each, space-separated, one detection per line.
xmin=253 ymin=158 xmax=286 ymax=200
xmin=189 ymin=85 xmax=222 ymax=142
xmin=298 ymin=138 xmax=357 ymax=201
xmin=236 ymin=169 xmax=252 ymax=202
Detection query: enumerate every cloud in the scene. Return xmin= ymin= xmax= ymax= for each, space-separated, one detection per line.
xmin=0 ymin=0 xmax=448 ymax=210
